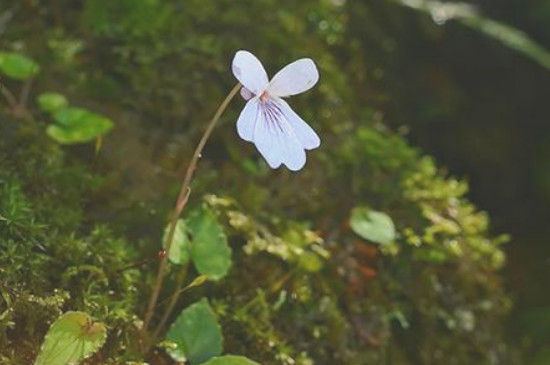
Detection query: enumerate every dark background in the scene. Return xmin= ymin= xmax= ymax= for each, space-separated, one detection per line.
xmin=373 ymin=0 xmax=550 ymax=347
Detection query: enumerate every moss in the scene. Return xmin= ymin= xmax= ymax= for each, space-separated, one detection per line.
xmin=0 ymin=117 xmax=144 ymax=361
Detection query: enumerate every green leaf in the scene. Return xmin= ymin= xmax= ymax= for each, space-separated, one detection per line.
xmin=186 ymin=275 xmax=208 ymax=289
xmin=350 ymin=207 xmax=396 ymax=246
xmin=163 ymin=219 xmax=191 ymax=265
xmin=34 ymin=311 xmax=107 ymax=365
xmin=188 ymin=207 xmax=232 ymax=280
xmin=165 ymin=299 xmax=223 ymax=364
xmin=37 ymin=92 xmax=69 ymax=113
xmin=47 ymin=107 xmax=114 ymax=144
xmin=201 ymin=355 xmax=261 ymax=365
xmin=0 ymin=52 xmax=40 ymax=80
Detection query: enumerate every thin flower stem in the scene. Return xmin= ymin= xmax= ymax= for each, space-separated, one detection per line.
xmin=140 ymin=82 xmax=241 ymax=350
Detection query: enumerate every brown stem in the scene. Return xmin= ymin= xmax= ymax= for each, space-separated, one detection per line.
xmin=140 ymin=82 xmax=241 ymax=350
xmin=152 ymin=264 xmax=188 ymax=339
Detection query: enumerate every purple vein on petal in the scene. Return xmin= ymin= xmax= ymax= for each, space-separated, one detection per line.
xmin=261 ymin=99 xmax=286 ymax=135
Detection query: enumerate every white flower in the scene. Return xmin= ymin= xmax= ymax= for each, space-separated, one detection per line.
xmin=232 ymin=50 xmax=321 ymax=171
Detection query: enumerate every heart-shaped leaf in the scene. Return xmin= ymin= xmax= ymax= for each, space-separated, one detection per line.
xmin=164 ymin=219 xmax=191 ymax=265
xmin=188 ymin=207 xmax=231 ymax=280
xmin=47 ymin=107 xmax=113 ymax=144
xmin=0 ymin=52 xmax=40 ymax=80
xmin=350 ymin=207 xmax=396 ymax=246
xmin=200 ymin=355 xmax=261 ymax=365
xmin=34 ymin=311 xmax=107 ymax=365
xmin=165 ymin=299 xmax=223 ymax=364
xmin=37 ymin=92 xmax=69 ymax=113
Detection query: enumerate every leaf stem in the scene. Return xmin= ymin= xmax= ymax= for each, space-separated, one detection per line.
xmin=152 ymin=264 xmax=188 ymax=339
xmin=140 ymin=82 xmax=241 ymax=350
xmin=0 ymin=82 xmax=17 ymax=109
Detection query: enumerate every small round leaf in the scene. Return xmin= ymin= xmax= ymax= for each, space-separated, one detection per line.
xmin=165 ymin=299 xmax=223 ymax=364
xmin=350 ymin=207 xmax=396 ymax=246
xmin=48 ymin=107 xmax=114 ymax=144
xmin=188 ymin=207 xmax=232 ymax=280
xmin=37 ymin=92 xmax=69 ymax=113
xmin=0 ymin=52 xmax=40 ymax=80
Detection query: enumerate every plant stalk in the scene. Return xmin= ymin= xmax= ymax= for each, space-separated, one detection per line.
xmin=140 ymin=82 xmax=241 ymax=350
xmin=152 ymin=264 xmax=188 ymax=339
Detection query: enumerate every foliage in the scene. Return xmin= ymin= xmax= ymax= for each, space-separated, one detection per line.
xmin=163 ymin=219 xmax=190 ymax=265
xmin=47 ymin=107 xmax=114 ymax=145
xmin=350 ymin=207 xmax=396 ymax=246
xmin=187 ymin=206 xmax=232 ymax=281
xmin=34 ymin=312 xmax=107 ymax=365
xmin=165 ymin=299 xmax=223 ymax=364
xmin=0 ymin=52 xmax=39 ymax=80
xmin=164 ymin=205 xmax=232 ymax=280
xmin=36 ymin=93 xmax=69 ymax=114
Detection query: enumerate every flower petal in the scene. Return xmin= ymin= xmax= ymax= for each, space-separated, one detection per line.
xmin=273 ymin=98 xmax=320 ymax=150
xmin=267 ymin=58 xmax=319 ymax=97
xmin=236 ymin=98 xmax=260 ymax=142
xmin=232 ymin=50 xmax=269 ymax=95
xmin=253 ymin=100 xmax=306 ymax=171
xmin=240 ymin=87 xmax=253 ymax=101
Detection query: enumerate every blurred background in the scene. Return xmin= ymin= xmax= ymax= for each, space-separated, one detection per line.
xmin=1 ymin=0 xmax=550 ymax=364
xmin=371 ymin=0 xmax=550 ymax=359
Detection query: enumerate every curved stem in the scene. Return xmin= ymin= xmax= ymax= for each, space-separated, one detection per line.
xmin=140 ymin=82 xmax=241 ymax=350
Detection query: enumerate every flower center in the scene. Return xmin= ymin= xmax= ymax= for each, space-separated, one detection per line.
xmin=260 ymin=91 xmax=269 ymax=103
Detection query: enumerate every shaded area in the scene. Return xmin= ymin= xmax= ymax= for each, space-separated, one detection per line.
xmin=362 ymin=0 xmax=550 ymax=355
